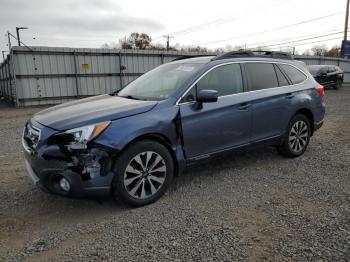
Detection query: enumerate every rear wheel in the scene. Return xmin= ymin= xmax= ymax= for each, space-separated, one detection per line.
xmin=111 ymin=140 xmax=174 ymax=206
xmin=278 ymin=114 xmax=311 ymax=158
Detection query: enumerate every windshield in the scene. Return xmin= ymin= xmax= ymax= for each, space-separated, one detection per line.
xmin=118 ymin=63 xmax=203 ymax=101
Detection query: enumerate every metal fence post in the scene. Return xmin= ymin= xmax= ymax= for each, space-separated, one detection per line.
xmin=119 ymin=51 xmax=123 ymax=90
xmin=9 ymin=49 xmax=19 ymax=107
xmin=73 ymin=50 xmax=79 ymax=97
xmin=0 ymin=63 xmax=3 ymax=97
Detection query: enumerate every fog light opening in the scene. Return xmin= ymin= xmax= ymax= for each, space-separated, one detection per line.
xmin=59 ymin=177 xmax=71 ymax=192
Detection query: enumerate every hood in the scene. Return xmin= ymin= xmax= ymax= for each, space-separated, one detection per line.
xmin=33 ymin=95 xmax=158 ymax=131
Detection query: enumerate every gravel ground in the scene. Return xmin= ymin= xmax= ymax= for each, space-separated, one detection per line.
xmin=0 ymin=89 xmax=349 ymax=261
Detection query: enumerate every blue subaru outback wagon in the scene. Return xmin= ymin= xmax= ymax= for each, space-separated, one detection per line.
xmin=22 ymin=51 xmax=325 ymax=206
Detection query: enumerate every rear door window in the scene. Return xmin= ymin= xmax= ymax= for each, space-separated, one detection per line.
xmin=279 ymin=64 xmax=307 ymax=84
xmin=244 ymin=63 xmax=278 ymax=90
xmin=274 ymin=64 xmax=289 ymax=86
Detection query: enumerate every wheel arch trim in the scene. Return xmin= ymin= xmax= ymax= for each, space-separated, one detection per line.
xmin=293 ymin=107 xmax=315 ymax=135
xmin=117 ymin=133 xmax=183 ymax=176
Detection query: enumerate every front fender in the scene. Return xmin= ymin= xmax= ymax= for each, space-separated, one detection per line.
xmin=95 ymin=105 xmax=181 ymax=152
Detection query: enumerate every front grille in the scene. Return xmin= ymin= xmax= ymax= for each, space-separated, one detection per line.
xmin=23 ymin=123 xmax=41 ymax=149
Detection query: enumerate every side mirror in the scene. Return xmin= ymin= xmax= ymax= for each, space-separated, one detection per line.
xmin=197 ymin=89 xmax=218 ymax=103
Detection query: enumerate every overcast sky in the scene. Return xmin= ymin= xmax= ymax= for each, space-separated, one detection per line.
xmin=0 ymin=0 xmax=347 ymax=57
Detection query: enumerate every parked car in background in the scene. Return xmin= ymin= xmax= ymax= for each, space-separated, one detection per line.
xmin=22 ymin=51 xmax=326 ymax=206
xmin=307 ymin=65 xmax=343 ymax=89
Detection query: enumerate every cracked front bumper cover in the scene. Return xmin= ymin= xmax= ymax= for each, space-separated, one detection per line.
xmin=22 ymin=123 xmax=114 ymax=198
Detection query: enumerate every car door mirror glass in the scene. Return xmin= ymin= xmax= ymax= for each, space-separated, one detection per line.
xmin=196 ymin=89 xmax=218 ymax=103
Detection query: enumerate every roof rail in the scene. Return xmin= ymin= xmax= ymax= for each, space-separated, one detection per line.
xmin=211 ymin=50 xmax=293 ymax=61
xmin=172 ymin=55 xmax=215 ymax=61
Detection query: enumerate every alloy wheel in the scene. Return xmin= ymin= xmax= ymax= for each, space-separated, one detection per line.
xmin=123 ymin=151 xmax=167 ymax=199
xmin=289 ymin=120 xmax=308 ymax=153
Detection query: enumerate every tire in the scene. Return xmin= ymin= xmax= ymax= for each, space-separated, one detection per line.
xmin=335 ymin=79 xmax=342 ymax=90
xmin=111 ymin=140 xmax=174 ymax=206
xmin=278 ymin=114 xmax=311 ymax=158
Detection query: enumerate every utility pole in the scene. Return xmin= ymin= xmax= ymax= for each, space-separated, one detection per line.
xmin=344 ymin=0 xmax=350 ymax=41
xmin=7 ymin=31 xmax=11 ymax=52
xmin=163 ymin=35 xmax=173 ymax=50
xmin=292 ymin=46 xmax=296 ymax=55
xmin=16 ymin=27 xmax=28 ymax=46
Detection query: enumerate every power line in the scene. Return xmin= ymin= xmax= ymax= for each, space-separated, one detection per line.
xmin=153 ymin=0 xmax=292 ymax=40
xmin=195 ymin=12 xmax=343 ymax=46
xmin=250 ymin=31 xmax=346 ymax=49
xmin=270 ymin=36 xmax=342 ymax=50
xmin=243 ymin=28 xmax=342 ymax=49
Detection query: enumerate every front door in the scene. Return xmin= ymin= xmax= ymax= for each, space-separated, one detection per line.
xmin=178 ymin=63 xmax=251 ymax=159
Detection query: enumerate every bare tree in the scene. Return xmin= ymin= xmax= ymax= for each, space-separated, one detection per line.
xmin=120 ymin=38 xmax=132 ymax=49
xmin=324 ymin=46 xmax=340 ymax=57
xmin=149 ymin=43 xmax=166 ymax=51
xmin=114 ymin=33 xmax=152 ymax=50
xmin=128 ymin=33 xmax=152 ymax=49
xmin=180 ymin=45 xmax=208 ymax=52
xmin=310 ymin=44 xmax=327 ymax=56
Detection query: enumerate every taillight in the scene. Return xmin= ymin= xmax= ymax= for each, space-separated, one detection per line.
xmin=315 ymin=85 xmax=325 ymax=97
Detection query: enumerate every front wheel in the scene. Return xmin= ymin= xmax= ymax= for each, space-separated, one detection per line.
xmin=278 ymin=114 xmax=311 ymax=158
xmin=335 ymin=79 xmax=342 ymax=90
xmin=111 ymin=140 xmax=174 ymax=206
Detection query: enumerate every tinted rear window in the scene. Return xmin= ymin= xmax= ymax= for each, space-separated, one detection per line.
xmin=274 ymin=65 xmax=289 ymax=86
xmin=280 ymin=64 xmax=307 ymax=84
xmin=244 ymin=63 xmax=278 ymax=90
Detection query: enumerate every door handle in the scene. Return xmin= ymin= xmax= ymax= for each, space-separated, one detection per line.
xmin=238 ymin=102 xmax=251 ymax=110
xmin=285 ymin=93 xmax=295 ymax=99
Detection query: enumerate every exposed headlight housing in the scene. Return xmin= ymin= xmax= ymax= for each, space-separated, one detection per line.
xmin=63 ymin=121 xmax=111 ymax=146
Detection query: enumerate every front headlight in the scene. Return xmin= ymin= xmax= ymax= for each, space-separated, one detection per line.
xmin=64 ymin=121 xmax=111 ymax=144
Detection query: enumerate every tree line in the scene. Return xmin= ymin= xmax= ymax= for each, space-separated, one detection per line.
xmin=101 ymin=32 xmax=341 ymax=57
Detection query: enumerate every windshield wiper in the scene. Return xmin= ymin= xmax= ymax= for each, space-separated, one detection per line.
xmin=119 ymin=95 xmax=142 ymax=100
xmin=110 ymin=90 xmax=119 ymax=96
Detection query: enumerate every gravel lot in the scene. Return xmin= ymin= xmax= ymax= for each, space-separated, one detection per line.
xmin=0 ymin=89 xmax=349 ymax=261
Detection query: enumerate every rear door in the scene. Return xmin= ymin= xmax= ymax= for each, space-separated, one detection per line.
xmin=179 ymin=63 xmax=252 ymax=159
xmin=244 ymin=62 xmax=292 ymax=142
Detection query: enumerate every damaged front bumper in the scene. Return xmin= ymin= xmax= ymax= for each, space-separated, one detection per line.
xmin=22 ymin=120 xmax=115 ymax=198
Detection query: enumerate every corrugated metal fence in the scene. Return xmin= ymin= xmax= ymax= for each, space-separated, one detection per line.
xmin=0 ymin=46 xmax=349 ymax=106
